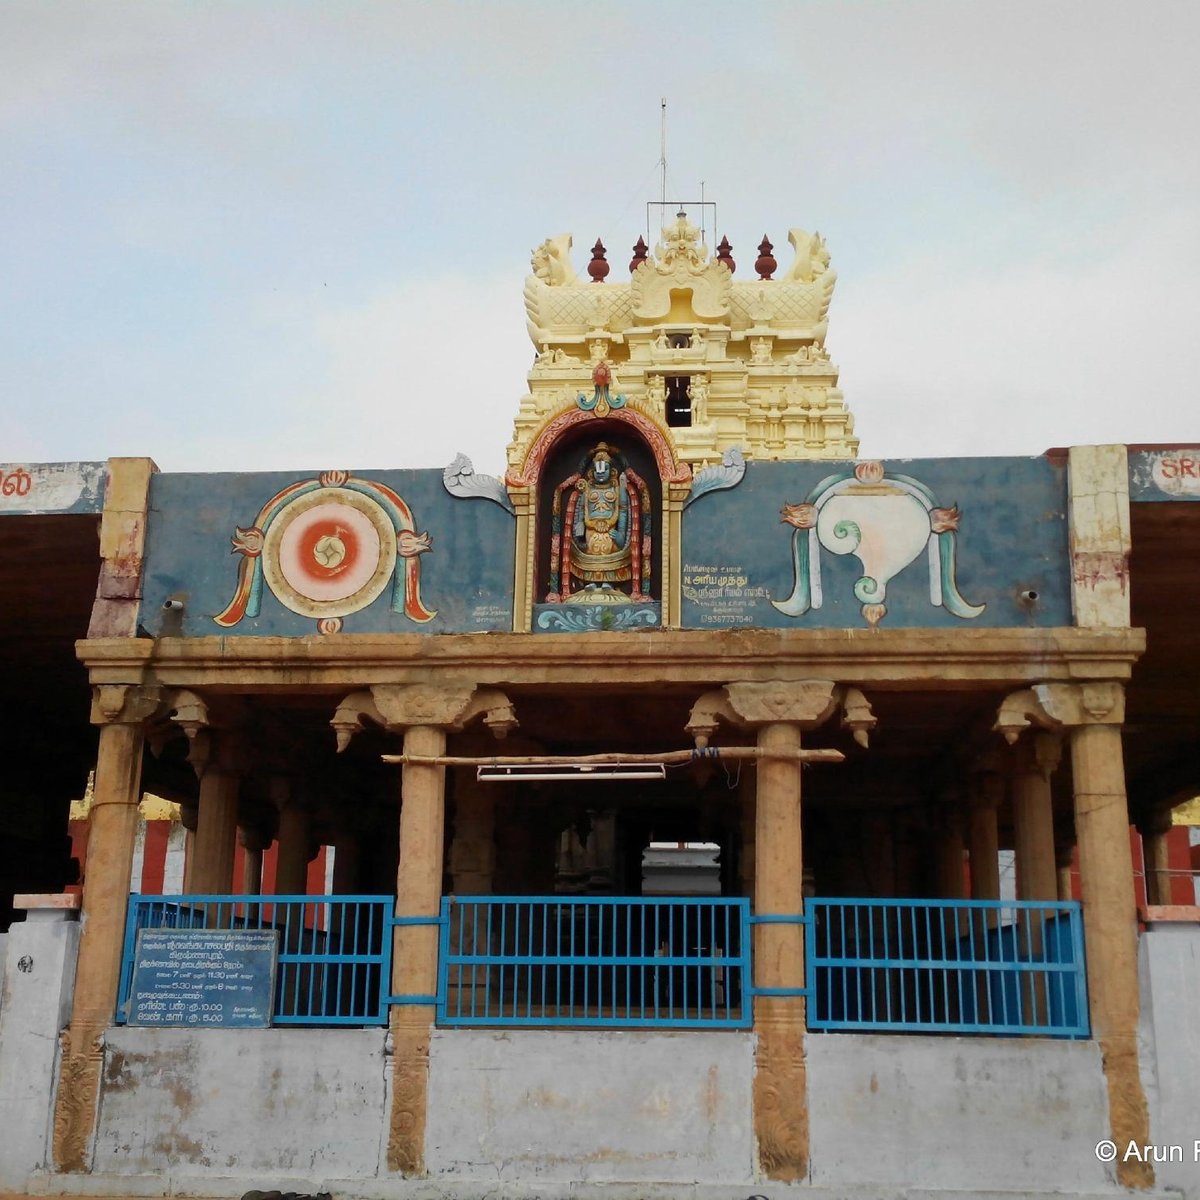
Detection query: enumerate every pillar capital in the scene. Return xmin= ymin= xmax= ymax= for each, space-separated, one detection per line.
xmin=237 ymin=824 xmax=273 ymax=854
xmin=332 ymin=684 xmax=518 ymax=751
xmin=686 ymin=680 xmax=875 ymax=746
xmin=994 ymin=682 xmax=1125 ymax=744
xmin=1012 ymin=730 xmax=1064 ymax=778
xmin=969 ymin=769 xmax=1005 ymax=811
xmin=90 ymin=684 xmax=163 ymax=726
xmin=1136 ymin=805 xmax=1174 ymax=839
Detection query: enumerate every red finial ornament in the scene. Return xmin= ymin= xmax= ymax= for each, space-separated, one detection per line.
xmin=755 ymin=236 xmax=777 ymax=280
xmin=629 ymin=235 xmax=649 ymax=273
xmin=716 ymin=235 xmax=736 ymax=274
xmin=588 ymin=239 xmax=610 ymax=283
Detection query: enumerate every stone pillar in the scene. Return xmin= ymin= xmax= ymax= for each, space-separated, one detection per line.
xmin=935 ymin=806 xmax=967 ymax=900
xmin=390 ymin=722 xmax=447 ymax=1174
xmin=331 ymin=683 xmax=517 ymax=1177
xmin=274 ymin=794 xmax=313 ymax=896
xmin=449 ymin=768 xmax=496 ymax=896
xmin=754 ymin=718 xmax=809 ymax=1181
xmin=1012 ymin=732 xmax=1061 ymax=901
xmin=892 ymin=815 xmax=920 ymax=898
xmin=996 ymin=682 xmax=1152 ymax=1190
xmin=53 ymin=685 xmax=160 ymax=1173
xmin=190 ymin=765 xmax=239 ymax=894
xmin=331 ymin=829 xmax=361 ymax=894
xmin=239 ymin=826 xmax=269 ymax=896
xmin=738 ymin=767 xmax=756 ymax=897
xmin=863 ymin=815 xmax=895 ymax=898
xmin=1138 ymin=808 xmax=1174 ymax=907
xmin=179 ymin=802 xmax=197 ymax=893
xmin=687 ymin=680 xmax=866 ymax=1183
xmin=967 ymin=770 xmax=1003 ymax=902
xmin=1055 ymin=826 xmax=1077 ymax=901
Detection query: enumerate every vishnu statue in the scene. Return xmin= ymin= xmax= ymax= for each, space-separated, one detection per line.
xmin=545 ymin=442 xmax=653 ymax=603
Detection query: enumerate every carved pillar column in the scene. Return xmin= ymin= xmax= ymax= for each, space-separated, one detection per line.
xmin=996 ymin=683 xmax=1152 ymax=1190
xmin=687 ymin=680 xmax=870 ymax=1183
xmin=1012 ymin=732 xmax=1061 ymax=901
xmin=1138 ymin=807 xmax=1174 ymax=907
xmin=332 ymin=683 xmax=517 ymax=1177
xmin=53 ymin=685 xmax=160 ymax=1172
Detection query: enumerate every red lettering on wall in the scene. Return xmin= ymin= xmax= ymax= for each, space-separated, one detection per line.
xmin=0 ymin=467 xmax=33 ymax=497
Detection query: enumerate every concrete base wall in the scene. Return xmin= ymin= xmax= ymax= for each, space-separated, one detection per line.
xmin=425 ymin=1029 xmax=755 ymax=1183
xmin=93 ymin=1027 xmax=388 ymax=1179
xmin=1139 ymin=922 xmax=1200 ymax=1200
xmin=0 ymin=908 xmax=80 ymax=1189
xmin=807 ymin=1033 xmax=1113 ymax=1192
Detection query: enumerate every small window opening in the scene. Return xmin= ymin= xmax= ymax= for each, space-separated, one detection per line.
xmin=666 ymin=376 xmax=692 ymax=427
xmin=668 ymin=332 xmax=691 ymax=349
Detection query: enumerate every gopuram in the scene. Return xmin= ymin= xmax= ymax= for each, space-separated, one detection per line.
xmin=0 ymin=208 xmax=1198 ymax=1200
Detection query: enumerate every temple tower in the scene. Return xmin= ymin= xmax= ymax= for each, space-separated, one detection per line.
xmin=508 ymin=213 xmax=858 ymax=475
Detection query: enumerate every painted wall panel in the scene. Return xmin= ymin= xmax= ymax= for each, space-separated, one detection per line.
xmin=681 ymin=456 xmax=1071 ymax=629
xmin=142 ymin=469 xmax=514 ymax=636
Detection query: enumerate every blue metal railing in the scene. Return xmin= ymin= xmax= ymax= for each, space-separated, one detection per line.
xmin=118 ymin=894 xmax=395 ymax=1026
xmin=805 ymin=897 xmax=1089 ymax=1038
xmin=437 ymin=896 xmax=751 ymax=1029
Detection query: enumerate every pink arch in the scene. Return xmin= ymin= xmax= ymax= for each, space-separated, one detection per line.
xmin=507 ymin=406 xmax=691 ymax=491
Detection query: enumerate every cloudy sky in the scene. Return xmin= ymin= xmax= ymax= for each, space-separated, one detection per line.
xmin=2 ymin=1 xmax=1197 ymax=476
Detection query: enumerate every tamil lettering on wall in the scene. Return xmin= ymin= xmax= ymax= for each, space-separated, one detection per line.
xmin=0 ymin=461 xmax=106 ymax=515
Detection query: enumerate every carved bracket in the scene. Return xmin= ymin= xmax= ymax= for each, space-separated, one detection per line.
xmin=89 ymin=684 xmax=164 ymax=727
xmin=994 ymin=682 xmax=1125 ymax=744
xmin=686 ymin=680 xmax=875 ymax=746
xmin=333 ymin=685 xmax=518 ymax=752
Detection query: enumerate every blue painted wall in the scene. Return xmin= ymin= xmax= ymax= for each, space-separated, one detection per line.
xmin=142 ymin=469 xmax=514 ymax=636
xmin=680 ymin=457 xmax=1071 ymax=629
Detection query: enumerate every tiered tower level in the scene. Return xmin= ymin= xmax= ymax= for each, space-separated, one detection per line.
xmin=508 ymin=211 xmax=858 ymax=475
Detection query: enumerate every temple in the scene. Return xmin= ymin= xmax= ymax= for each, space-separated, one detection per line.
xmin=1 ymin=212 xmax=1198 ymax=1200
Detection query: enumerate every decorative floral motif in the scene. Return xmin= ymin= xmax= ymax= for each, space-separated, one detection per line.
xmin=535 ymin=604 xmax=659 ymax=632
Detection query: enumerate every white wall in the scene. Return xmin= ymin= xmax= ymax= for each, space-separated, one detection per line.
xmin=0 ymin=907 xmax=80 ymax=1189
xmin=426 ymin=1028 xmax=755 ymax=1184
xmin=1139 ymin=922 xmax=1200 ymax=1199
xmin=94 ymin=1027 xmax=388 ymax=1181
xmin=806 ymin=1032 xmax=1113 ymax=1192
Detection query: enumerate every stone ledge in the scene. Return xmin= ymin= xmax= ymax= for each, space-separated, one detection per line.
xmin=1139 ymin=903 xmax=1200 ymax=924
xmin=13 ymin=892 xmax=81 ymax=910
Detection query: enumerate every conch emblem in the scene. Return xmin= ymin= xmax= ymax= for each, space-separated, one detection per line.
xmin=773 ymin=461 xmax=984 ymax=627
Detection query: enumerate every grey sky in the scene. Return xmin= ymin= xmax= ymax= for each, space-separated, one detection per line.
xmin=2 ymin=1 xmax=1197 ymax=475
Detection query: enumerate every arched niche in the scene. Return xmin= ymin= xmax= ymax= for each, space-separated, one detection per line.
xmin=506 ymin=405 xmax=691 ymax=631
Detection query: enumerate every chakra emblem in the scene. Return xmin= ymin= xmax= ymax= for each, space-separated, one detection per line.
xmin=214 ymin=471 xmax=435 ymax=633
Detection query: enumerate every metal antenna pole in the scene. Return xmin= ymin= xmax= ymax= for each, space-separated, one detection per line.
xmin=660 ymin=97 xmax=667 ymax=206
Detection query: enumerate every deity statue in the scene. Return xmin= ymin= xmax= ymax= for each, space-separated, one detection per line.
xmin=545 ymin=442 xmax=652 ymax=604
